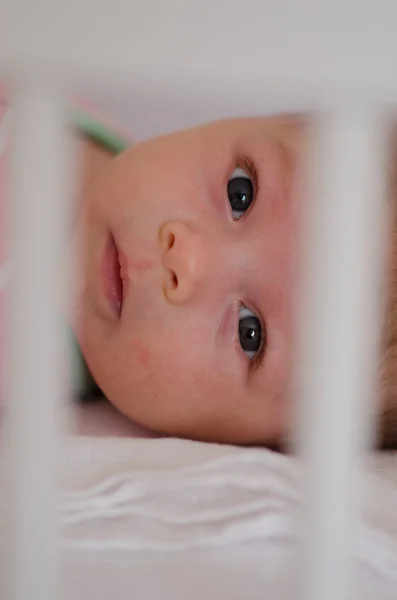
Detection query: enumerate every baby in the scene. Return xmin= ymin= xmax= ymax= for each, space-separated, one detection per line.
xmin=1 ymin=97 xmax=396 ymax=448
xmin=66 ymin=113 xmax=397 ymax=449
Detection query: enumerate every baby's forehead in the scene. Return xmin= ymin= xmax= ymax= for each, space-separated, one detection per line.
xmin=136 ymin=117 xmax=272 ymax=162
xmin=183 ymin=117 xmax=270 ymax=142
xmin=112 ymin=114 xmax=302 ymax=185
xmin=146 ymin=114 xmax=300 ymax=155
xmin=196 ymin=114 xmax=302 ymax=138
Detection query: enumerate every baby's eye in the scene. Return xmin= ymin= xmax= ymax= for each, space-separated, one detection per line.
xmin=227 ymin=167 xmax=254 ymax=220
xmin=238 ymin=305 xmax=263 ymax=360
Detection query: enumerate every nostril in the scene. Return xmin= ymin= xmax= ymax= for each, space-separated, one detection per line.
xmin=171 ymin=271 xmax=178 ymax=289
xmin=165 ymin=269 xmax=178 ymax=293
xmin=168 ymin=232 xmax=175 ymax=250
xmin=160 ymin=226 xmax=176 ymax=253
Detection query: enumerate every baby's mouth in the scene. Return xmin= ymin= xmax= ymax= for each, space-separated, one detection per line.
xmin=102 ymin=232 xmax=123 ymax=316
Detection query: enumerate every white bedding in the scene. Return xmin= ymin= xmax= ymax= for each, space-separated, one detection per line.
xmin=58 ymin=437 xmax=397 ymax=562
xmin=67 ymin=399 xmax=159 ymax=439
xmin=2 ymin=402 xmax=397 ymax=599
xmin=57 ymin=434 xmax=397 ymax=600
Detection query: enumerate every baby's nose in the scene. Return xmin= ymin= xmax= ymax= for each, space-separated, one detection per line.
xmin=160 ymin=222 xmax=206 ymax=304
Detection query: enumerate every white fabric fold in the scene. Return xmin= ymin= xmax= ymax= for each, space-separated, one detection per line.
xmin=2 ymin=434 xmax=397 ymax=583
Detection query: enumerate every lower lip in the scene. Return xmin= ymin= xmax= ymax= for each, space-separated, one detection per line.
xmin=102 ymin=233 xmax=123 ymax=315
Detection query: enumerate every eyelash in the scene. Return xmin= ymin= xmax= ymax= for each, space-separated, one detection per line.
xmin=242 ymin=157 xmax=259 ymax=193
xmin=250 ymin=334 xmax=266 ymax=372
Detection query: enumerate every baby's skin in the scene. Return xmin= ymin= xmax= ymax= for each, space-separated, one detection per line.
xmin=66 ymin=115 xmax=397 ymax=447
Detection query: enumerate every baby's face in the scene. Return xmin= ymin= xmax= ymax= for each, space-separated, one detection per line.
xmin=69 ymin=116 xmax=307 ymax=445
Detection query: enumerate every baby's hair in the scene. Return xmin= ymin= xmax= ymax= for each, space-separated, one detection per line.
xmin=377 ymin=130 xmax=397 ymax=449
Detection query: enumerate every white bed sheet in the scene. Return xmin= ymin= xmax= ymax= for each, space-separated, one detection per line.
xmin=67 ymin=399 xmax=159 ymax=439
xmin=55 ymin=435 xmax=397 ymax=600
xmin=2 ymin=402 xmax=397 ymax=600
xmin=61 ymin=543 xmax=397 ymax=600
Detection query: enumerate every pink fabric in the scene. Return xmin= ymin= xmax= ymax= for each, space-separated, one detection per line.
xmin=0 ymin=100 xmax=8 ymax=263
xmin=0 ymin=92 xmax=11 ymax=399
xmin=0 ymin=93 xmax=10 ymax=263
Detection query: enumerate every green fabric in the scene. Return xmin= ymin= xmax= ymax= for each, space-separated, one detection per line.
xmin=66 ymin=325 xmax=93 ymax=396
xmin=72 ymin=109 xmax=129 ymax=154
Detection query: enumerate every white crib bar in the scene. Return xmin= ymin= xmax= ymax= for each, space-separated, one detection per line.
xmin=297 ymin=109 xmax=388 ymax=600
xmin=5 ymin=85 xmax=69 ymax=600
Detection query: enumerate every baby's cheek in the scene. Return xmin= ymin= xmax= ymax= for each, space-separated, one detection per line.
xmin=111 ymin=338 xmax=152 ymax=380
xmin=114 ymin=335 xmax=155 ymax=387
xmin=131 ymin=339 xmax=151 ymax=368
